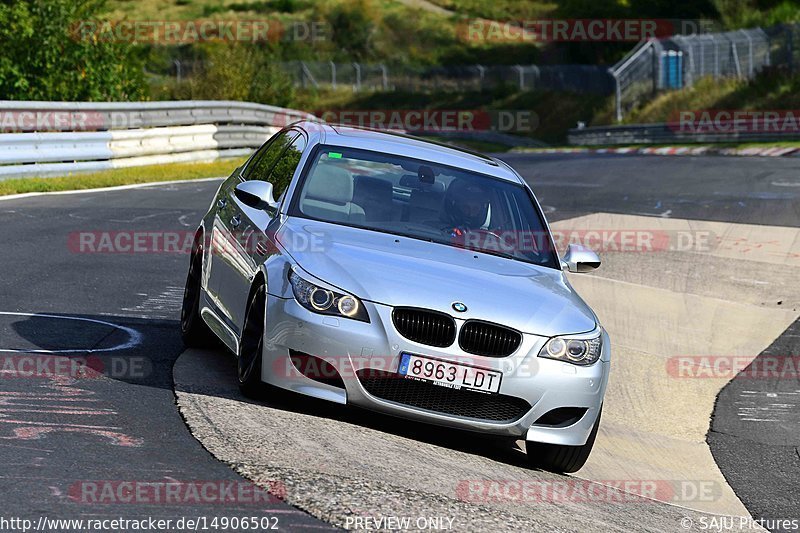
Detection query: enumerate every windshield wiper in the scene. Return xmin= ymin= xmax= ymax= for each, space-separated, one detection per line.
xmin=448 ymin=240 xmax=521 ymax=261
xmin=473 ymin=248 xmax=520 ymax=261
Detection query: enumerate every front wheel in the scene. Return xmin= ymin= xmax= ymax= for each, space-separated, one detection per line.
xmin=238 ymin=284 xmax=267 ymax=398
xmin=525 ymin=408 xmax=601 ymax=474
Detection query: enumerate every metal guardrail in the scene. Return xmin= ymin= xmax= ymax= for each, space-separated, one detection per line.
xmin=0 ymin=101 xmax=314 ymax=179
xmin=568 ymin=122 xmax=800 ymax=146
xmin=0 ymin=100 xmax=313 ymax=131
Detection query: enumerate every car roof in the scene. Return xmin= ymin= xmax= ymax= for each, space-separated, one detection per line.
xmin=292 ymin=121 xmax=524 ymax=185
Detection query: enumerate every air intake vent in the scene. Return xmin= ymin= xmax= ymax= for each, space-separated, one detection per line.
xmin=356 ymin=369 xmax=530 ymax=422
xmin=533 ymin=407 xmax=587 ymax=428
xmin=289 ymin=350 xmax=345 ymax=389
xmin=459 ymin=320 xmax=522 ymax=357
xmin=392 ymin=308 xmax=456 ymax=348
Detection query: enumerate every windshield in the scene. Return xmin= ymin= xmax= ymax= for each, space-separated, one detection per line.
xmin=290 ymin=145 xmax=559 ymax=269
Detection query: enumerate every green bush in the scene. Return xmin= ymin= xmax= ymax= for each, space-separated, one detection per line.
xmin=186 ymin=43 xmax=296 ymax=107
xmin=324 ymin=0 xmax=377 ymax=61
xmin=716 ymin=0 xmax=800 ymax=27
xmin=0 ymin=0 xmax=146 ymax=101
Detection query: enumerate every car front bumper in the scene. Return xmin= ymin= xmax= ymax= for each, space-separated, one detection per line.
xmin=260 ymin=296 xmax=609 ymax=447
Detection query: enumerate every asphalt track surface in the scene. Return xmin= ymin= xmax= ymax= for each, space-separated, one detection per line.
xmin=0 ymin=182 xmax=329 ymax=531
xmin=505 ymin=153 xmax=800 ymax=530
xmin=502 ymin=153 xmax=800 ymax=227
xmin=0 ymin=153 xmax=797 ymax=531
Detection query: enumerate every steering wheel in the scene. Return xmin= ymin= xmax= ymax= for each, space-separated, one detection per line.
xmin=446 ymin=226 xmax=503 ymax=245
xmin=467 ymin=228 xmax=504 ymax=241
xmin=447 ymin=227 xmax=543 ymax=259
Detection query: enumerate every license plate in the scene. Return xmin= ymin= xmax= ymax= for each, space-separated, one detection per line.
xmin=398 ymin=353 xmax=502 ymax=394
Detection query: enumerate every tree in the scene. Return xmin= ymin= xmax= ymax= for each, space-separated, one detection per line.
xmin=0 ymin=0 xmax=146 ymax=101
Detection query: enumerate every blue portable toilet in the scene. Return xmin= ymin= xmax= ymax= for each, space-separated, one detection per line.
xmin=661 ymin=50 xmax=684 ymax=89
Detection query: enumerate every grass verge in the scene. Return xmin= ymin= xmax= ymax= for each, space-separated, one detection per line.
xmin=592 ymin=72 xmax=800 ymax=127
xmin=0 ymin=158 xmax=246 ymax=197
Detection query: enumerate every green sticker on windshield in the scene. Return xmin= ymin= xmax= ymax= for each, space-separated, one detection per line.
xmin=328 ymin=152 xmax=343 ymax=159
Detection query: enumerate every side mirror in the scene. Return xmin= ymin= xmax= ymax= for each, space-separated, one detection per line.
xmin=234 ymin=181 xmax=279 ymax=215
xmin=561 ymin=244 xmax=601 ymax=273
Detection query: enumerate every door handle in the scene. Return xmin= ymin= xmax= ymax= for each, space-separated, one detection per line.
xmin=230 ymin=215 xmax=241 ymax=228
xmin=217 ymin=198 xmax=227 ymax=209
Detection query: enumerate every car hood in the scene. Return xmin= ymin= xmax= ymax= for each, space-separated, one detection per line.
xmin=278 ymin=218 xmax=597 ymax=337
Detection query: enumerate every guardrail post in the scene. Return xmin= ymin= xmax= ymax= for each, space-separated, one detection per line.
xmin=650 ymin=42 xmax=658 ymax=94
xmin=380 ymin=64 xmax=388 ymax=90
xmin=700 ymin=40 xmax=705 ymax=75
xmin=610 ymin=68 xmax=623 ymax=123
xmin=686 ymin=43 xmax=697 ymax=86
xmin=732 ymin=39 xmax=743 ymax=78
xmin=353 ymin=63 xmax=362 ymax=92
xmin=741 ymin=30 xmax=754 ymax=77
xmin=514 ymin=65 xmax=524 ymax=90
xmin=173 ymin=60 xmax=182 ymax=84
xmin=330 ymin=61 xmax=337 ymax=90
xmin=300 ymin=62 xmax=318 ymax=89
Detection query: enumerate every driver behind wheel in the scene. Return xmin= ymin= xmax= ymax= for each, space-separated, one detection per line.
xmin=442 ymin=178 xmax=490 ymax=232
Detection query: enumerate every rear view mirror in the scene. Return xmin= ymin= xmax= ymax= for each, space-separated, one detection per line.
xmin=234 ymin=181 xmax=279 ymax=215
xmin=561 ymin=244 xmax=601 ymax=273
xmin=418 ymin=165 xmax=435 ymax=184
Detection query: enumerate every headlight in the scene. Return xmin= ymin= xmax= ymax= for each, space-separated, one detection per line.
xmin=538 ymin=330 xmax=602 ymax=366
xmin=289 ymin=269 xmax=369 ymax=323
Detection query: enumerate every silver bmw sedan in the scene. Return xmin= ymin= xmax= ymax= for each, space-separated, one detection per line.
xmin=180 ymin=121 xmax=609 ymax=473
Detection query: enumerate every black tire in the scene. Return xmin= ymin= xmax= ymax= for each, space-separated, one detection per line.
xmin=180 ymin=233 xmax=217 ymax=348
xmin=238 ymin=283 xmax=267 ymax=398
xmin=525 ymin=408 xmax=602 ymax=474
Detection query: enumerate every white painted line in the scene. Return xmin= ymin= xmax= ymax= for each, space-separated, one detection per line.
xmin=0 ymin=176 xmax=226 ymax=203
xmin=0 ymin=312 xmax=142 ymax=354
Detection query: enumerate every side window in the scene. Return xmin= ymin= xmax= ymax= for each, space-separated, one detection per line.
xmin=264 ymin=134 xmax=307 ymax=199
xmin=241 ymin=130 xmax=296 ymax=181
